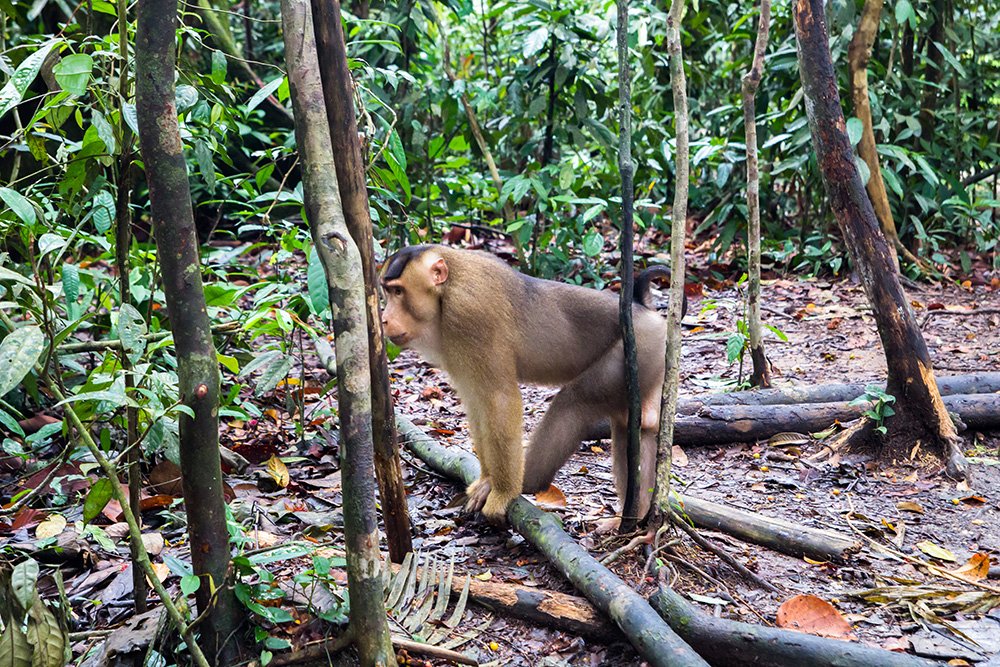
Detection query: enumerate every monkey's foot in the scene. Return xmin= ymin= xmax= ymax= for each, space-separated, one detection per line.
xmin=464 ymin=477 xmax=492 ymax=513
xmin=481 ymin=491 xmax=514 ymax=524
xmin=592 ymin=517 xmax=621 ymax=535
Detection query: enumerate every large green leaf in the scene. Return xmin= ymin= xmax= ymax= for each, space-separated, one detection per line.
xmin=0 ymin=327 xmax=45 ymax=398
xmin=52 ymin=53 xmax=94 ymax=96
xmin=117 ymin=304 xmax=147 ymax=364
xmin=0 ymin=187 xmax=37 ymax=225
xmin=83 ymin=478 xmax=114 ymax=525
xmin=0 ymin=40 xmax=60 ymax=120
xmin=307 ymin=246 xmax=330 ymax=316
xmin=0 ymin=620 xmax=31 ymax=667
xmin=11 ymin=558 xmax=39 ymax=612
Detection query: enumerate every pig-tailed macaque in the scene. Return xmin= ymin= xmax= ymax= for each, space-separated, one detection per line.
xmin=381 ymin=245 xmax=682 ymax=525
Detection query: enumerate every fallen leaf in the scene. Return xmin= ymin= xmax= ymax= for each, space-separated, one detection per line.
xmin=776 ymin=595 xmax=856 ymax=640
xmin=36 ymin=514 xmax=67 ymax=539
xmin=475 ymin=570 xmax=492 ymax=581
xmin=535 ymin=485 xmax=567 ymax=507
xmin=950 ymin=553 xmax=991 ymax=583
xmin=916 ymin=540 xmax=957 ymax=562
xmin=896 ymin=501 xmax=924 ymax=514
xmin=265 ymin=455 xmax=290 ymax=488
xmin=672 ymin=445 xmax=688 ymax=467
xmin=959 ymin=495 xmax=986 ymax=505
xmin=141 ymin=532 xmax=165 ymax=556
xmin=148 ymin=562 xmax=170 ymax=583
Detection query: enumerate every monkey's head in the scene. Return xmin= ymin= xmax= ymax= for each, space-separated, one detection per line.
xmin=380 ymin=245 xmax=449 ymax=351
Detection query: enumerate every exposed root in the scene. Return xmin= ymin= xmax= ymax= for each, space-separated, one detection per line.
xmin=807 ymin=418 xmax=873 ymax=464
xmin=600 ymin=529 xmax=655 ymax=566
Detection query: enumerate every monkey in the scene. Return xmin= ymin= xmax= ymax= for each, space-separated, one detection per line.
xmin=380 ymin=244 xmax=684 ymax=526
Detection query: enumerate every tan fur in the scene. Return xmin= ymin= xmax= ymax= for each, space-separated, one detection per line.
xmin=381 ymin=245 xmax=666 ymax=523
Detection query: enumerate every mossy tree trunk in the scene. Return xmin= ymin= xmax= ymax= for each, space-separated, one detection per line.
xmin=134 ymin=0 xmax=242 ymax=662
xmin=281 ymin=0 xmax=395 ymax=664
xmin=792 ymin=0 xmax=967 ymax=478
xmin=309 ymin=0 xmax=413 ymax=564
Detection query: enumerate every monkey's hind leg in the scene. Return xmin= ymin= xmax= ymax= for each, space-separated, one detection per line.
xmin=522 ymin=385 xmax=604 ymax=495
xmin=608 ymin=423 xmax=658 ymax=527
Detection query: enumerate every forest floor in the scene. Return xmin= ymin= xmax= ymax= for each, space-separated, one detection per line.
xmin=389 ymin=266 xmax=1000 ymax=666
xmin=3 ymin=246 xmax=999 ymax=667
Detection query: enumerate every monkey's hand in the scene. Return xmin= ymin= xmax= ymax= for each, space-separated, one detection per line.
xmin=464 ymin=477 xmax=492 ymax=513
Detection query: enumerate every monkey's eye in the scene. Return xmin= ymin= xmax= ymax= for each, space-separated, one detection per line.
xmin=390 ymin=286 xmax=404 ymax=297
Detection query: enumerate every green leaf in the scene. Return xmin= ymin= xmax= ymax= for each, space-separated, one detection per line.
xmin=881 ymin=167 xmax=903 ymax=198
xmin=37 ymin=233 xmax=65 ymax=258
xmin=194 ymin=140 xmax=216 ymax=194
xmin=91 ymin=190 xmax=115 ymax=234
xmin=0 ymin=187 xmax=37 ymax=225
xmin=122 ymin=103 xmax=139 ymax=135
xmin=246 ymin=77 xmax=284 ymax=115
xmin=0 ymin=327 xmax=45 ymax=398
xmin=307 ymin=246 xmax=330 ymax=316
xmin=11 ymin=558 xmax=39 ymax=611
xmin=0 ymin=409 xmax=25 ymax=437
xmin=523 ymin=27 xmax=550 ymax=59
xmin=582 ymin=229 xmax=603 ymax=257
xmin=83 ymin=478 xmax=114 ymax=525
xmin=0 ymin=618 xmax=32 ymax=667
xmin=558 ymin=161 xmax=574 ymax=190
xmin=894 ymin=0 xmax=916 ymax=27
xmin=211 ymin=49 xmax=228 ymax=84
xmin=62 ymin=263 xmax=80 ymax=318
xmin=726 ymin=333 xmax=747 ymax=363
xmin=118 ymin=304 xmax=147 ymax=364
xmin=52 ymin=53 xmax=94 ymax=96
xmin=91 ymin=109 xmax=117 ymax=155
xmin=253 ymin=355 xmax=293 ymax=397
xmin=846 ymin=117 xmax=863 ymax=146
xmin=181 ymin=574 xmax=201 ymax=596
xmin=715 ymin=162 xmax=732 ymax=188
xmin=0 ymin=40 xmax=60 ymax=120
xmin=175 ymin=85 xmax=198 ymax=112
xmin=763 ymin=323 xmax=789 ymax=342
xmin=932 ymin=42 xmax=966 ymax=78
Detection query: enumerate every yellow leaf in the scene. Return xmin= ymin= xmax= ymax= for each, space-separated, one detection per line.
xmin=35 ymin=514 xmax=67 ymax=539
xmin=475 ymin=570 xmax=492 ymax=581
xmin=916 ymin=540 xmax=956 ymax=562
xmin=266 ymin=455 xmax=290 ymax=488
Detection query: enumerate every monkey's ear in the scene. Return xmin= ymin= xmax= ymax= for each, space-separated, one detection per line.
xmin=429 ymin=258 xmax=449 ymax=285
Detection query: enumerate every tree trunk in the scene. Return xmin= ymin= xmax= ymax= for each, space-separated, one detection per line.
xmin=918 ymin=0 xmax=948 ymax=139
xmin=398 ymin=417 xmax=709 ymax=667
xmin=135 ymin=1 xmax=241 ymax=662
xmin=283 ymin=1 xmax=395 ymax=664
xmin=650 ymin=586 xmax=941 ymax=667
xmin=848 ymin=0 xmax=921 ymax=270
xmin=792 ymin=0 xmax=967 ymax=478
xmin=309 ymin=0 xmax=413 ymax=564
xmin=742 ymin=0 xmax=772 ymax=388
xmin=615 ymin=0 xmax=643 ymax=533
xmin=653 ymin=0 xmax=690 ymax=519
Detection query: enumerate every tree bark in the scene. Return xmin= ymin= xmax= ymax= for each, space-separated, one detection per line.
xmin=650 ymin=586 xmax=941 ymax=667
xmin=135 ymin=2 xmax=242 ymax=663
xmin=615 ymin=0 xmax=643 ymax=533
xmin=397 ymin=417 xmax=709 ymax=667
xmin=742 ymin=0 xmax=772 ymax=388
xmin=672 ymin=495 xmax=860 ymax=562
xmin=792 ymin=0 xmax=967 ymax=478
xmin=917 ymin=0 xmax=948 ymax=139
xmin=283 ymin=0 xmax=395 ymax=664
xmin=848 ymin=0 xmax=921 ymax=270
xmin=653 ymin=0 xmax=690 ymax=519
xmin=309 ymin=0 xmax=412 ymax=564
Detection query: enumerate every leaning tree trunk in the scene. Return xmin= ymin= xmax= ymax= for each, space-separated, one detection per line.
xmin=135 ymin=1 xmax=241 ymax=662
xmin=847 ymin=0 xmax=920 ymax=270
xmin=742 ymin=0 xmax=772 ymax=388
xmin=310 ymin=0 xmax=412 ymax=564
xmin=615 ymin=0 xmax=644 ymax=533
xmin=282 ymin=0 xmax=395 ymax=664
xmin=653 ymin=0 xmax=690 ymax=518
xmin=792 ymin=0 xmax=967 ymax=478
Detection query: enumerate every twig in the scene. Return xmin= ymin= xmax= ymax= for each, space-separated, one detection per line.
xmin=669 ymin=510 xmax=780 ymax=593
xmin=600 ymin=530 xmax=653 ymax=566
xmin=393 ymin=636 xmax=478 ymax=666
xmin=920 ymin=307 xmax=1000 ymax=328
xmin=58 ymin=321 xmax=241 ymax=354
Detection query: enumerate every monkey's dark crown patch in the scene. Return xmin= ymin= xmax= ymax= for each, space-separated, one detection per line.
xmin=383 ymin=245 xmax=432 ymax=282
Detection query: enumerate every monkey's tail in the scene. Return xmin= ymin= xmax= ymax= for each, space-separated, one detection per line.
xmin=634 ymin=265 xmax=688 ymax=318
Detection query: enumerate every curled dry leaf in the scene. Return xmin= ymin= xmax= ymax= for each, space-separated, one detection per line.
xmin=950 ymin=553 xmax=991 ymax=583
xmin=671 ymin=445 xmax=688 ymax=467
xmin=775 ymin=594 xmax=856 ymax=640
xmin=35 ymin=514 xmax=67 ymax=539
xmin=265 ymin=455 xmax=290 ymax=488
xmin=896 ymin=501 xmax=924 ymax=514
xmin=534 ymin=484 xmax=567 ymax=507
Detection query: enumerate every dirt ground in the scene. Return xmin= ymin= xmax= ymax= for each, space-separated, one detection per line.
xmin=390 ymin=274 xmax=1000 ymax=666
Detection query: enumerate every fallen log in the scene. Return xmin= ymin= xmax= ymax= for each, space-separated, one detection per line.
xmin=589 ymin=392 xmax=1000 ymax=446
xmin=398 ymin=417 xmax=709 ymax=667
xmin=676 ymin=372 xmax=1000 ymax=413
xmin=673 ymin=495 xmax=860 ymax=562
xmin=383 ymin=562 xmax=620 ymax=642
xmin=650 ymin=585 xmax=942 ymax=667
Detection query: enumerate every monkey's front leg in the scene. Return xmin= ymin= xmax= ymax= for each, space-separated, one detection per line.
xmin=460 ymin=380 xmax=524 ymax=522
